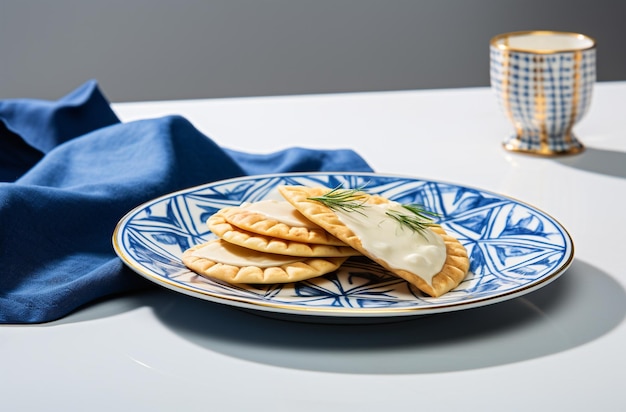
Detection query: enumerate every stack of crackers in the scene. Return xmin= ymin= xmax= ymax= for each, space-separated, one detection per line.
xmin=182 ymin=185 xmax=469 ymax=297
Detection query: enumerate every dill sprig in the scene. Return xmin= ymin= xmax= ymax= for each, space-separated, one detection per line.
xmin=385 ymin=204 xmax=440 ymax=235
xmin=307 ymin=185 xmax=369 ymax=214
xmin=308 ymin=186 xmax=440 ymax=235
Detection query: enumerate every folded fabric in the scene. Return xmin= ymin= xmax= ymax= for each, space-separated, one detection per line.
xmin=0 ymin=80 xmax=373 ymax=323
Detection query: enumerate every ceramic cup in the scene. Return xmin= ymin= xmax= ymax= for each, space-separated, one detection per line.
xmin=490 ymin=31 xmax=596 ymax=155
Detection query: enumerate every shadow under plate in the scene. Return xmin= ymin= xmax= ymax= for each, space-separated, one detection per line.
xmin=146 ymin=258 xmax=625 ymax=374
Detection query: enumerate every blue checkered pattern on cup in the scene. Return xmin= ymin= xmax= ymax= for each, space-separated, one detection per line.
xmin=490 ymin=35 xmax=595 ymax=155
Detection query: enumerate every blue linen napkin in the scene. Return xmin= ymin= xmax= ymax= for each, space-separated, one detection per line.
xmin=0 ymin=80 xmax=373 ymax=323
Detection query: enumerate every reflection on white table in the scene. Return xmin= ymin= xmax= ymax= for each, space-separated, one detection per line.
xmin=2 ymin=82 xmax=625 ymax=411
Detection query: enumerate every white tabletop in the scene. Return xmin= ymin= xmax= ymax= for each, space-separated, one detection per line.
xmin=2 ymin=83 xmax=625 ymax=411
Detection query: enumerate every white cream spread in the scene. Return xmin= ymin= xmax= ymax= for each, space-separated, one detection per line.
xmin=192 ymin=241 xmax=301 ymax=268
xmin=239 ymin=199 xmax=320 ymax=228
xmin=334 ymin=202 xmax=446 ymax=285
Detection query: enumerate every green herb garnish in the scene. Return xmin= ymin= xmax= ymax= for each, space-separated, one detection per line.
xmin=308 ymin=186 xmax=439 ymax=235
xmin=307 ymin=185 xmax=368 ymax=214
xmin=385 ymin=204 xmax=439 ymax=235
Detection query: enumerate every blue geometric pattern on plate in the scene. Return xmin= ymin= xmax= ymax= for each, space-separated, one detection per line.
xmin=113 ymin=172 xmax=574 ymax=318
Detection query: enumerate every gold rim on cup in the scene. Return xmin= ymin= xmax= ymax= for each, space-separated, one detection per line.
xmin=490 ymin=30 xmax=596 ymax=54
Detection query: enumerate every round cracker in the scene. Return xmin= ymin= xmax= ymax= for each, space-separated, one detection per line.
xmin=207 ymin=211 xmax=360 ymax=257
xmin=278 ymin=185 xmax=470 ymax=297
xmin=220 ymin=205 xmax=347 ymax=246
xmin=182 ymin=239 xmax=347 ymax=284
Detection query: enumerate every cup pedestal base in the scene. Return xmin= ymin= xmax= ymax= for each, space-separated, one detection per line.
xmin=503 ymin=136 xmax=585 ymax=157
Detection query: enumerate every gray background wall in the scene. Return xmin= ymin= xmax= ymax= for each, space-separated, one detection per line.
xmin=1 ymin=0 xmax=624 ymax=102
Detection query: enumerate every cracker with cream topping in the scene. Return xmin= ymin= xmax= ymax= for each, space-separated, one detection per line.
xmin=208 ymin=210 xmax=360 ymax=257
xmin=182 ymin=239 xmax=347 ymax=284
xmin=278 ymin=185 xmax=470 ymax=297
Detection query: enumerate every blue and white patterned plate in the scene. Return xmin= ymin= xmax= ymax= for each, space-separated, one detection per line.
xmin=113 ymin=172 xmax=574 ymax=320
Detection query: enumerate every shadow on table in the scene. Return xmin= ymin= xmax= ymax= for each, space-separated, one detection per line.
xmin=140 ymin=259 xmax=624 ymax=374
xmin=554 ymin=147 xmax=626 ymax=179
